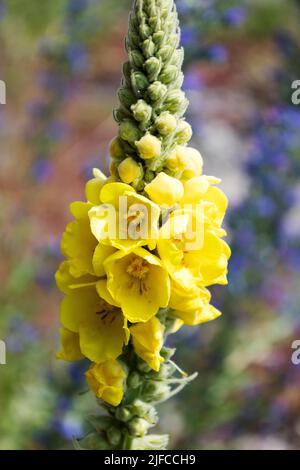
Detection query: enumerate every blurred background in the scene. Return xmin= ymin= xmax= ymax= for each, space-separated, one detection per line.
xmin=0 ymin=0 xmax=300 ymax=450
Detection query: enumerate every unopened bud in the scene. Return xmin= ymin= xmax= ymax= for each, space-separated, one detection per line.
xmin=158 ymin=45 xmax=173 ymax=61
xmin=142 ymin=38 xmax=155 ymax=58
xmin=143 ymin=381 xmax=171 ymax=402
xmin=127 ymin=371 xmax=142 ymax=389
xmin=152 ymin=31 xmax=165 ymax=46
xmin=109 ymin=137 xmax=124 ymax=159
xmin=106 ymin=426 xmax=122 ymax=446
xmin=119 ymin=120 xmax=141 ymax=143
xmin=160 ymin=347 xmax=176 ymax=360
xmin=131 ymin=71 xmax=149 ymax=92
xmin=115 ymin=407 xmax=132 ymax=423
xmin=159 ymin=65 xmax=178 ymax=84
xmin=127 ymin=417 xmax=151 ymax=437
xmin=136 ymin=134 xmax=161 ymax=160
xmin=164 ymin=90 xmax=188 ymax=114
xmin=118 ymin=157 xmax=142 ymax=184
xmin=176 ymin=120 xmax=193 ymax=144
xmin=129 ymin=49 xmax=144 ymax=68
xmin=131 ymin=99 xmax=152 ymax=124
xmin=145 ymin=57 xmax=162 ymax=82
xmin=118 ymin=87 xmax=136 ymax=109
xmin=129 ymin=434 xmax=169 ymax=450
xmin=147 ymin=81 xmax=167 ymax=102
xmin=155 ymin=112 xmax=177 ymax=136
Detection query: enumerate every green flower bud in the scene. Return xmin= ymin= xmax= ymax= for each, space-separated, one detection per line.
xmin=157 ymin=45 xmax=173 ymax=61
xmin=131 ymin=99 xmax=152 ymax=124
xmin=159 ymin=65 xmax=178 ymax=84
xmin=127 ymin=371 xmax=142 ymax=389
xmin=144 ymin=57 xmax=162 ymax=81
xmin=143 ymin=381 xmax=171 ymax=402
xmin=147 ymin=81 xmax=167 ymax=102
xmin=155 ymin=112 xmax=177 ymax=136
xmin=142 ymin=38 xmax=155 ymax=58
xmin=170 ymin=48 xmax=184 ymax=68
xmin=163 ymin=89 xmax=188 ymax=114
xmin=127 ymin=29 xmax=140 ymax=48
xmin=115 ymin=407 xmax=132 ymax=423
xmin=131 ymin=71 xmax=149 ymax=92
xmin=176 ymin=120 xmax=193 ymax=144
xmin=119 ymin=119 xmax=141 ymax=143
xmin=156 ymin=362 xmax=176 ymax=379
xmin=129 ymin=434 xmax=169 ymax=451
xmin=109 ymin=137 xmax=124 ymax=159
xmin=129 ymin=49 xmax=144 ymax=68
xmin=118 ymin=87 xmax=136 ymax=109
xmin=130 ymin=400 xmax=158 ymax=425
xmin=106 ymin=426 xmax=122 ymax=447
xmin=127 ymin=417 xmax=152 ymax=437
xmin=139 ymin=21 xmax=151 ymax=40
xmin=152 ymin=31 xmax=165 ymax=46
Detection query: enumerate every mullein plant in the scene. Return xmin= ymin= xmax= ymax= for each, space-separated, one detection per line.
xmin=55 ymin=0 xmax=230 ymax=450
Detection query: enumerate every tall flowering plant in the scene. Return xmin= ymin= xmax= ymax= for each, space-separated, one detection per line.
xmin=55 ymin=0 xmax=230 ymax=450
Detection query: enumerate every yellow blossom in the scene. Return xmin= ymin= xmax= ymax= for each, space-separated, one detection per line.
xmin=157 ymin=209 xmax=230 ymax=290
xmin=85 ymin=360 xmax=126 ymax=406
xmin=89 ymin=182 xmax=160 ymax=251
xmin=104 ymin=247 xmax=170 ymax=323
xmin=145 ymin=172 xmax=184 ymax=207
xmin=130 ymin=317 xmax=165 ymax=371
xmin=60 ymin=287 xmax=127 ymax=363
xmin=169 ymin=280 xmax=221 ymax=326
xmin=135 ymin=134 xmax=161 ymax=160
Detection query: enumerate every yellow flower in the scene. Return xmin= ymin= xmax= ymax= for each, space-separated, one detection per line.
xmin=60 ymin=287 xmax=128 ymax=363
xmin=104 ymin=247 xmax=170 ymax=323
xmin=157 ymin=209 xmax=230 ymax=290
xmin=85 ymin=360 xmax=126 ymax=406
xmin=61 ymin=201 xmax=97 ymax=277
xmin=130 ymin=317 xmax=165 ymax=371
xmin=118 ymin=157 xmax=142 ymax=184
xmin=145 ymin=172 xmax=184 ymax=207
xmin=181 ymin=175 xmax=228 ymax=228
xmin=85 ymin=168 xmax=107 ymax=205
xmin=56 ymin=327 xmax=84 ymax=361
xmin=89 ymin=182 xmax=160 ymax=252
xmin=169 ymin=280 xmax=221 ymax=326
xmin=135 ymin=134 xmax=161 ymax=160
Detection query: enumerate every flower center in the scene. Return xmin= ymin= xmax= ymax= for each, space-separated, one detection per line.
xmin=127 ymin=257 xmax=149 ymax=279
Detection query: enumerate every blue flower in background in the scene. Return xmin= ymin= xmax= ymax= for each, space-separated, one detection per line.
xmin=207 ymin=44 xmax=228 ymax=63
xmin=223 ymin=7 xmax=247 ymax=27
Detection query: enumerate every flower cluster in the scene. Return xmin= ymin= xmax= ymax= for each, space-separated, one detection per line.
xmin=56 ymin=154 xmax=230 ymax=406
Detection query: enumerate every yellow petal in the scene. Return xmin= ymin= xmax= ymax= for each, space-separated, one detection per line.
xmin=130 ymin=317 xmax=165 ymax=371
xmin=56 ymin=328 xmax=84 ymax=361
xmin=85 ymin=360 xmax=125 ymax=406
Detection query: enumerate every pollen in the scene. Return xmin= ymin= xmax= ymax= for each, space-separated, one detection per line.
xmin=127 ymin=257 xmax=149 ymax=279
